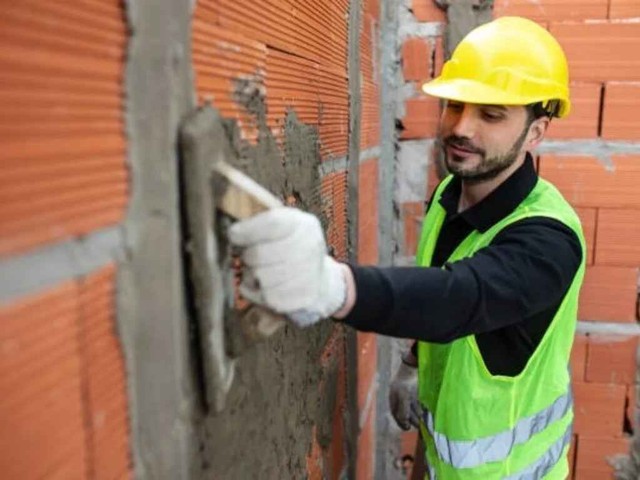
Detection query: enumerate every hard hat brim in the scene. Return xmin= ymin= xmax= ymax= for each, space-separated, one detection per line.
xmin=422 ymin=78 xmax=570 ymax=118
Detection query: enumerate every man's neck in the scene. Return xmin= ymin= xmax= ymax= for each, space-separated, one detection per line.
xmin=458 ymin=154 xmax=527 ymax=212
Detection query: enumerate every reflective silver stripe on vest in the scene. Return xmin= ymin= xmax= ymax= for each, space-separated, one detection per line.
xmin=427 ymin=463 xmax=436 ymax=480
xmin=502 ymin=421 xmax=572 ymax=480
xmin=421 ymin=390 xmax=572 ymax=469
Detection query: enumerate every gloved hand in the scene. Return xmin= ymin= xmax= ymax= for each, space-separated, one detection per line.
xmin=228 ymin=207 xmax=347 ymax=327
xmin=389 ymin=358 xmax=420 ymax=430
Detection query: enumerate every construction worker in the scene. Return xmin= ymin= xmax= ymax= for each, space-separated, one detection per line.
xmin=229 ymin=16 xmax=585 ymax=480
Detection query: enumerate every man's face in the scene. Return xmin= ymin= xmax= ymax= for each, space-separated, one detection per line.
xmin=438 ymin=101 xmax=534 ymax=184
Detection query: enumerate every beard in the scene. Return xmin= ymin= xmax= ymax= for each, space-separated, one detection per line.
xmin=442 ymin=125 xmax=529 ymax=185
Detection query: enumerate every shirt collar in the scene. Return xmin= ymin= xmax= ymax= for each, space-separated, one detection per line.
xmin=438 ymin=153 xmax=538 ymax=233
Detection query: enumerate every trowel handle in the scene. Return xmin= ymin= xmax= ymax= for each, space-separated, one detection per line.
xmin=212 ymin=161 xmax=283 ymax=218
xmin=212 ymin=161 xmax=287 ymax=338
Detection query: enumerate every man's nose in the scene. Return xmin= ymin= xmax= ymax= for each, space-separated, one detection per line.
xmin=451 ymin=105 xmax=477 ymax=139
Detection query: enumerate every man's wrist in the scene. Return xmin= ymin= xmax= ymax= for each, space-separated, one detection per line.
xmin=332 ymin=263 xmax=356 ymax=319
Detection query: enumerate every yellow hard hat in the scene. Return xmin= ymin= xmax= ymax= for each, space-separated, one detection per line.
xmin=422 ymin=17 xmax=571 ymax=118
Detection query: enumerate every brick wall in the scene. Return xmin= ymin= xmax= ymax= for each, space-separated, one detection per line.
xmin=396 ymin=0 xmax=445 ymax=263
xmin=1 ymin=1 xmax=383 ymax=479
xmin=0 ymin=2 xmax=132 ymax=479
xmin=398 ymin=1 xmax=640 ymax=478
xmin=191 ymin=0 xmax=381 ymax=477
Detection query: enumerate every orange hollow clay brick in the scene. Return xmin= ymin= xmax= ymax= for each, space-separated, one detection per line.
xmin=0 ymin=0 xmax=128 ymax=256
xmin=626 ymin=385 xmax=636 ymax=432
xmin=402 ymin=37 xmax=431 ymax=82
xmin=539 ymin=155 xmax=640 ymax=209
xmin=568 ymin=435 xmax=577 ymax=479
xmin=400 ymin=97 xmax=441 ymax=140
xmin=574 ymin=435 xmax=631 ymax=480
xmin=357 ymin=398 xmax=376 ymax=480
xmin=578 ymin=266 xmax=638 ymax=323
xmin=433 ymin=36 xmax=444 ymax=80
xmin=573 ymin=207 xmax=596 ymax=266
xmin=586 ymin=335 xmax=638 ymax=385
xmin=570 ymin=334 xmax=588 ymax=383
xmin=547 ymin=83 xmax=601 ymax=140
xmin=493 ymin=0 xmax=608 ymax=22
xmin=573 ymin=382 xmax=627 ymax=437
xmin=80 ymin=266 xmax=131 ymax=480
xmin=0 ymin=283 xmax=87 ymax=480
xmin=549 ymin=22 xmax=640 ymax=83
xmin=400 ymin=430 xmax=420 ymax=460
xmin=358 ymin=160 xmax=380 ymax=265
xmin=595 ymin=208 xmax=640 ymax=267
xmin=357 ymin=332 xmax=378 ymax=412
xmin=602 ymin=83 xmax=640 ymax=140
xmin=609 ymin=0 xmax=640 ymax=19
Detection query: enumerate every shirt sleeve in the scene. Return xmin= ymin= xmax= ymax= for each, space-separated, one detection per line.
xmin=339 ymin=217 xmax=582 ymax=343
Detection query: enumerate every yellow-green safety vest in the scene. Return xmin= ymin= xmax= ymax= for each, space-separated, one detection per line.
xmin=415 ymin=175 xmax=586 ymax=479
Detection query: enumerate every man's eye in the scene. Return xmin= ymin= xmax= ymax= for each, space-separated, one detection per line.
xmin=482 ymin=111 xmax=504 ymax=121
xmin=447 ymin=102 xmax=463 ymax=112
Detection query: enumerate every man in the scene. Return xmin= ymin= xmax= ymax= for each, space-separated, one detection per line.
xmin=229 ymin=17 xmax=585 ymax=479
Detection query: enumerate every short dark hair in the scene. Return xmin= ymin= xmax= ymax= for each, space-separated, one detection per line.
xmin=526 ymin=101 xmax=560 ymax=124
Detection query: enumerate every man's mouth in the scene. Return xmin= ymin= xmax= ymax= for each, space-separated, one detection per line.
xmin=446 ymin=143 xmax=480 ymax=157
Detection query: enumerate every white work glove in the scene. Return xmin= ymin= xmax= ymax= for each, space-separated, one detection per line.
xmin=228 ymin=207 xmax=347 ymax=327
xmin=389 ymin=357 xmax=420 ymax=430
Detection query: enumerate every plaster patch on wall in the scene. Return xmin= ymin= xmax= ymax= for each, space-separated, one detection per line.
xmin=189 ymin=75 xmax=340 ymax=479
xmin=396 ymin=139 xmax=435 ymax=203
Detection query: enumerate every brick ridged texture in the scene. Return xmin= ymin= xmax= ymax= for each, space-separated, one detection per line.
xmin=193 ymin=0 xmax=349 ymax=158
xmin=360 ymin=0 xmax=380 ymax=150
xmin=193 ymin=1 xmax=380 ymax=478
xmin=0 ymin=1 xmax=128 ymax=256
xmin=79 ymin=266 xmax=132 ymax=480
xmin=493 ymin=0 xmax=610 ymax=21
xmin=358 ymin=159 xmax=379 ymax=265
xmin=0 ymin=265 xmax=131 ymax=480
xmin=0 ymin=1 xmax=133 ymax=479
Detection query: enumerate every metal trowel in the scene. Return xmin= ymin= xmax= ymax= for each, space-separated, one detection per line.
xmin=179 ymin=104 xmax=285 ymax=413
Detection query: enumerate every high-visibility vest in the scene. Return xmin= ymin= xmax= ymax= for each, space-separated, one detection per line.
xmin=415 ymin=175 xmax=586 ymax=479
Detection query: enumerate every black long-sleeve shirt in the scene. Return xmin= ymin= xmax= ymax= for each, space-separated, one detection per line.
xmin=341 ymin=155 xmax=582 ymax=376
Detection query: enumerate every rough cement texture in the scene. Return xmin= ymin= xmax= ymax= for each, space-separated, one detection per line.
xmin=379 ymin=0 xmax=402 ymax=269
xmin=376 ymin=0 xmax=405 ymax=479
xmin=396 ymin=140 xmax=434 ymax=204
xmin=345 ymin=0 xmax=362 ymax=478
xmin=198 ymin=323 xmax=337 ymax=479
xmin=536 ymin=139 xmax=640 ymax=171
xmin=435 ymin=0 xmax=492 ymax=56
xmin=283 ymin=112 xmax=324 ymax=219
xmin=398 ymin=0 xmax=443 ymax=41
xmin=192 ymin=69 xmax=343 ymax=480
xmin=0 ymin=226 xmax=123 ymax=302
xmin=120 ymin=1 xmax=198 ymax=479
xmin=347 ymin=0 xmax=362 ymax=263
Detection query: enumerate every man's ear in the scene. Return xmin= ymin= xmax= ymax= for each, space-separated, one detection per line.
xmin=526 ymin=117 xmax=550 ymax=150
